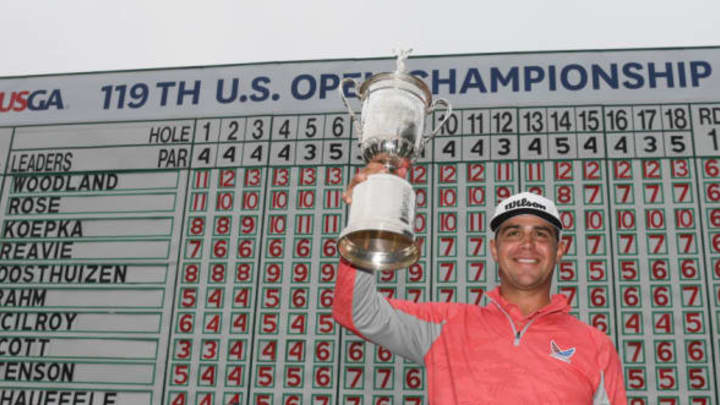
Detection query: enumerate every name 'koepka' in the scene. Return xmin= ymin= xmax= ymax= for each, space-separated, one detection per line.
xmin=3 ymin=220 xmax=82 ymax=238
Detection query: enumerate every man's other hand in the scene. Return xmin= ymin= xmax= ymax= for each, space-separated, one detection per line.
xmin=342 ymin=161 xmax=409 ymax=204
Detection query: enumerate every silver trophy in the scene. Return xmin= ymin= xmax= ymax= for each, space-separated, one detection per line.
xmin=338 ymin=50 xmax=452 ymax=271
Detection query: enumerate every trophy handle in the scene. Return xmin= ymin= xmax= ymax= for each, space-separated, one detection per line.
xmin=339 ymin=78 xmax=362 ymax=135
xmin=419 ymin=98 xmax=453 ymax=152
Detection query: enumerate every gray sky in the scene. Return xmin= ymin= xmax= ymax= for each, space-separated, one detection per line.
xmin=1 ymin=0 xmax=719 ymax=77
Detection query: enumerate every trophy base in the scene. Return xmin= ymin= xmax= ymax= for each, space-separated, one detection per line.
xmin=338 ymin=229 xmax=419 ymax=272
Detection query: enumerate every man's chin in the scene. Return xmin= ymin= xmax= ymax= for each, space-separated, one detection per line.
xmin=505 ymin=275 xmax=551 ymax=291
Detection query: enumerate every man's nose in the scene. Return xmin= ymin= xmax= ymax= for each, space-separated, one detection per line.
xmin=519 ymin=231 xmax=535 ymax=246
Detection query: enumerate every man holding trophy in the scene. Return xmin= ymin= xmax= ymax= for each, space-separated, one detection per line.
xmin=332 ymin=52 xmax=627 ymax=404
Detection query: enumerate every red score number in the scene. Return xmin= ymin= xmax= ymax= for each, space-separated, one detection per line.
xmin=641 ymin=160 xmax=661 ymax=179
xmin=314 ymin=366 xmax=332 ymax=388
xmin=624 ymin=340 xmax=644 ymax=363
xmin=626 ymin=368 xmax=646 ymax=390
xmin=670 ymin=159 xmax=690 ymax=178
xmin=656 ymin=367 xmax=677 ymax=390
xmin=172 ymin=364 xmax=189 ymax=385
xmin=405 ymin=368 xmax=423 ymax=390
xmin=557 ymin=261 xmax=576 ymax=281
xmin=554 ymin=161 xmax=573 ymax=180
xmin=325 ymin=166 xmax=344 ymax=185
xmin=216 ymin=192 xmax=234 ymax=211
xmin=589 ymin=287 xmax=607 ymax=308
xmin=219 ymin=168 xmax=236 ymax=187
xmin=588 ymin=261 xmax=606 ymax=281
xmin=272 ymin=167 xmax=290 ymax=186
xmin=299 ymin=167 xmax=316 ymax=186
xmin=439 ymin=164 xmax=457 ymax=183
xmin=285 ymin=314 xmax=306 ymax=334
xmin=466 ymin=163 xmax=485 ymax=182
xmin=556 ymin=185 xmax=573 ymax=204
xmin=620 ymin=260 xmax=639 ymax=281
xmin=242 ymin=190 xmax=260 ymax=210
xmin=199 ymin=364 xmax=217 ymax=386
xmin=613 ymin=161 xmax=632 ymax=179
xmin=285 ymin=366 xmax=303 ymax=387
xmin=188 ymin=216 xmax=205 ymax=235
xmin=290 ymin=288 xmax=308 ymax=309
xmin=583 ymin=161 xmax=602 ymax=180
xmin=590 ymin=313 xmax=608 ymax=333
xmin=496 ymin=186 xmax=512 ymax=201
xmin=314 ymin=340 xmax=333 ymax=362
xmin=174 ymin=339 xmax=192 ymax=360
xmin=704 ymin=158 xmax=720 ymax=177
xmin=295 ymin=238 xmax=312 ymax=258
xmin=622 ymin=286 xmax=640 ymax=308
xmin=654 ymin=341 xmax=675 ymax=363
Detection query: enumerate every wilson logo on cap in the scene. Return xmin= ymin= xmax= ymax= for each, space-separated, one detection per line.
xmin=490 ymin=192 xmax=563 ymax=232
xmin=504 ymin=197 xmax=546 ymax=211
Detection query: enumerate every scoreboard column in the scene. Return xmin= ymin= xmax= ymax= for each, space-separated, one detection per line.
xmin=574 ymin=106 xmax=614 ymax=336
xmin=606 ymin=103 xmax=718 ymax=404
xmin=0 ymin=121 xmax=193 ymax=405
xmin=432 ymin=108 xmax=494 ymax=306
xmin=692 ymin=103 xmax=720 ymax=402
xmin=517 ymin=105 xmax=617 ymax=335
xmin=167 ymin=119 xmax=211 ymax=405
xmin=314 ymin=113 xmax=352 ymax=405
xmin=224 ymin=116 xmax=268 ymax=404
xmin=459 ymin=109 xmax=492 ymax=307
xmin=433 ymin=109 xmax=462 ymax=306
xmin=167 ymin=117 xmax=265 ymax=405
xmin=249 ymin=112 xmax=352 ymax=405
xmin=487 ymin=108 xmax=520 ymax=287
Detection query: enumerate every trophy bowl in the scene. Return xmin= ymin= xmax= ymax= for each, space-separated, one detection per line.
xmin=337 ymin=51 xmax=451 ymax=271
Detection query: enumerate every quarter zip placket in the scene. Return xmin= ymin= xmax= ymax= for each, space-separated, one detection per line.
xmin=489 ymin=299 xmax=550 ymax=346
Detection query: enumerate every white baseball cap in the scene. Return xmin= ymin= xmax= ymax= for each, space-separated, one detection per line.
xmin=490 ymin=192 xmax=563 ymax=232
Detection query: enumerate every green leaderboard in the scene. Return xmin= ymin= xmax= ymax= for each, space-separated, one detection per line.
xmin=1 ymin=47 xmax=720 ymax=405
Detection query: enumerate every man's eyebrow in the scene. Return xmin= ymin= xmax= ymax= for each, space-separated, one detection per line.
xmin=499 ymin=224 xmax=520 ymax=233
xmin=499 ymin=224 xmax=554 ymax=234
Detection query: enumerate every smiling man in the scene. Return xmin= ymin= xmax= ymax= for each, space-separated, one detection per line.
xmin=490 ymin=193 xmax=565 ymax=317
xmin=333 ymin=164 xmax=627 ymax=404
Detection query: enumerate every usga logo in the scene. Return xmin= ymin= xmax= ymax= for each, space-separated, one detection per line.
xmin=0 ymin=89 xmax=65 ymax=113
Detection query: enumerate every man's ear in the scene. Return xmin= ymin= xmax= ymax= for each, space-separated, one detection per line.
xmin=555 ymin=238 xmax=566 ymax=261
xmin=490 ymin=238 xmax=498 ymax=262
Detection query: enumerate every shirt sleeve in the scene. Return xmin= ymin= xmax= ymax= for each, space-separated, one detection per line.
xmin=593 ymin=334 xmax=628 ymax=405
xmin=332 ymin=258 xmax=460 ymax=365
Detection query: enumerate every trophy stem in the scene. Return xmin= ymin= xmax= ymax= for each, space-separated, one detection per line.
xmin=369 ymin=153 xmax=408 ymax=175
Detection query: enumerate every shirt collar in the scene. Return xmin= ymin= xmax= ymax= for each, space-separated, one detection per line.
xmin=486 ymin=286 xmax=570 ymax=322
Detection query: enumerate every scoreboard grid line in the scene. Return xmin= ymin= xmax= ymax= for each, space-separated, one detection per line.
xmin=429 ymin=153 xmax=436 ymax=302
